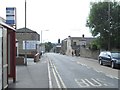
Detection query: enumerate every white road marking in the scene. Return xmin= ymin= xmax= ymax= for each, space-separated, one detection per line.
xmin=71 ymin=60 xmax=75 ymax=62
xmin=75 ymin=79 xmax=90 ymax=87
xmin=76 ymin=61 xmax=80 ymax=64
xmin=106 ymin=74 xmax=119 ymax=79
xmin=77 ymin=62 xmax=87 ymax=67
xmin=76 ymin=62 xmax=91 ymax=69
xmin=94 ymin=69 xmax=103 ymax=73
xmin=114 ymin=77 xmax=119 ymax=80
xmin=75 ymin=78 xmax=113 ymax=87
xmin=47 ymin=59 xmax=53 ymax=88
xmin=105 ymin=74 xmax=114 ymax=79
xmin=96 ymin=78 xmax=115 ymax=86
xmin=86 ymin=66 xmax=91 ymax=69
xmin=85 ymin=78 xmax=102 ymax=87
xmin=52 ymin=66 xmax=61 ymax=88
xmin=96 ymin=78 xmax=108 ymax=86
xmin=49 ymin=60 xmax=61 ymax=88
xmin=52 ymin=61 xmax=67 ymax=88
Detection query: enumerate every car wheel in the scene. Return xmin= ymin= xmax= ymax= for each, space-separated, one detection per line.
xmin=111 ymin=61 xmax=115 ymax=68
xmin=99 ymin=60 xmax=103 ymax=65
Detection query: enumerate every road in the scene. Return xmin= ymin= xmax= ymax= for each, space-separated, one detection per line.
xmin=44 ymin=53 xmax=120 ymax=89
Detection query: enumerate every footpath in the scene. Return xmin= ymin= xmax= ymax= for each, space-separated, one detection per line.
xmin=8 ymin=55 xmax=49 ymax=89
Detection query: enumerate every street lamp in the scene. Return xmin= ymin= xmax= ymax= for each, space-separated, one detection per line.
xmin=40 ymin=30 xmax=49 ymax=51
xmin=41 ymin=30 xmax=49 ymax=44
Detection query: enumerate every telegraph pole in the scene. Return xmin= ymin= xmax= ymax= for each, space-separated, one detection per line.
xmin=25 ymin=0 xmax=27 ymax=65
xmin=108 ymin=2 xmax=111 ymax=50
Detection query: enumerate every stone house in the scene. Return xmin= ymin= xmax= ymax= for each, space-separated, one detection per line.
xmin=16 ymin=27 xmax=40 ymax=57
xmin=61 ymin=36 xmax=95 ymax=56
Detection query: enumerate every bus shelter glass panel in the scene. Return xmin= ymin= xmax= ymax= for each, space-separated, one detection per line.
xmin=0 ymin=28 xmax=2 ymax=90
xmin=2 ymin=28 xmax=8 ymax=89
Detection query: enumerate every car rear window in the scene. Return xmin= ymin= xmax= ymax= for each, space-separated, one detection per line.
xmin=111 ymin=53 xmax=120 ymax=58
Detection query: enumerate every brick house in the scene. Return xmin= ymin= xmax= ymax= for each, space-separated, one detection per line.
xmin=16 ymin=27 xmax=40 ymax=58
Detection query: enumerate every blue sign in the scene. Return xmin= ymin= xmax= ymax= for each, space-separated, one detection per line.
xmin=6 ymin=7 xmax=16 ymax=25
xmin=6 ymin=20 xmax=15 ymax=25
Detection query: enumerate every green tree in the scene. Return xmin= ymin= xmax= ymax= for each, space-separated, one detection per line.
xmin=87 ymin=1 xmax=120 ymax=50
xmin=45 ymin=42 xmax=53 ymax=52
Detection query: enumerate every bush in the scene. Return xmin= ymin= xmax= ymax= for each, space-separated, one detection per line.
xmin=91 ymin=44 xmax=98 ymax=50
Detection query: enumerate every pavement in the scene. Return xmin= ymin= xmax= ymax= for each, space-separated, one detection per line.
xmin=8 ymin=56 xmax=49 ymax=89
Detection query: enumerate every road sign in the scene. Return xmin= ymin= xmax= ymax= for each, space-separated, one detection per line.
xmin=23 ymin=40 xmax=40 ymax=50
xmin=6 ymin=7 xmax=16 ymax=25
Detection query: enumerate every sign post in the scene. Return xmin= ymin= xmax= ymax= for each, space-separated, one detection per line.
xmin=6 ymin=7 xmax=16 ymax=29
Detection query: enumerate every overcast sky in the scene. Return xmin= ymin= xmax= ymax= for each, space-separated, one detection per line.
xmin=0 ymin=0 xmax=96 ymax=43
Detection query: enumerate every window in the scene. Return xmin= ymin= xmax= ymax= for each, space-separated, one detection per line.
xmin=73 ymin=42 xmax=76 ymax=46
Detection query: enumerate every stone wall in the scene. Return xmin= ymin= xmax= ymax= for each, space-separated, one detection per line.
xmin=80 ymin=47 xmax=100 ymax=60
xmin=16 ymin=32 xmax=40 ymax=57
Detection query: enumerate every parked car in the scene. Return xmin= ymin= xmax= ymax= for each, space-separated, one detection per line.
xmin=98 ymin=51 xmax=120 ymax=68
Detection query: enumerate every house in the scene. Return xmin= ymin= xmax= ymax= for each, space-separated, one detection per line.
xmin=0 ymin=16 xmax=16 ymax=89
xmin=54 ymin=44 xmax=61 ymax=53
xmin=16 ymin=27 xmax=40 ymax=58
xmin=61 ymin=35 xmax=95 ymax=56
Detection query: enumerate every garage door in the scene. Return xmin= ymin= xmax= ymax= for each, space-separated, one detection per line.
xmin=0 ymin=28 xmax=2 ymax=90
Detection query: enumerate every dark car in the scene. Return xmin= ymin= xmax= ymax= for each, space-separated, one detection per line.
xmin=98 ymin=51 xmax=120 ymax=68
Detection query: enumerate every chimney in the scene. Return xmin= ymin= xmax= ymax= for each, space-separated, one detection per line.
xmin=82 ymin=34 xmax=84 ymax=38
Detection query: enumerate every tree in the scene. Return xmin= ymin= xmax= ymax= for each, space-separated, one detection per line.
xmin=45 ymin=42 xmax=53 ymax=52
xmin=86 ymin=1 xmax=120 ymax=50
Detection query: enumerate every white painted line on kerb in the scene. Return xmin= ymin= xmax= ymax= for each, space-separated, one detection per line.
xmin=47 ymin=59 xmax=53 ymax=88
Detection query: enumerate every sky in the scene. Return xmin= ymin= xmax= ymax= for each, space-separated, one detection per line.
xmin=0 ymin=0 xmax=95 ymax=43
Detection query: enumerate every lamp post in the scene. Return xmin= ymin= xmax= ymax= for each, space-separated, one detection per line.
xmin=41 ymin=30 xmax=49 ymax=43
xmin=40 ymin=30 xmax=49 ymax=52
xmin=25 ymin=0 xmax=27 ymax=65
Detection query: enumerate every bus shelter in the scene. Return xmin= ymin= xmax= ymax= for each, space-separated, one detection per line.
xmin=0 ymin=21 xmax=16 ymax=89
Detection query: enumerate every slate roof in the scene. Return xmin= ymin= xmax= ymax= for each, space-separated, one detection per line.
xmin=16 ymin=27 xmax=37 ymax=33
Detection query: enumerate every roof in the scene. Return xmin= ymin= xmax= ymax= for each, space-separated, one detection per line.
xmin=68 ymin=37 xmax=96 ymax=41
xmin=16 ymin=27 xmax=37 ymax=33
xmin=0 ymin=21 xmax=15 ymax=31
